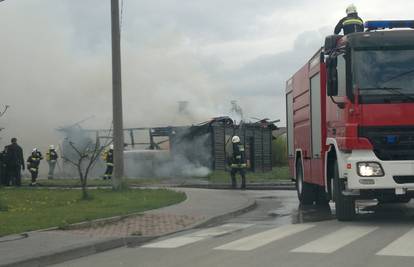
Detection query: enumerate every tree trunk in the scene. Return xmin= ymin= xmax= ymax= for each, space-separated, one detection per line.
xmin=78 ymin=164 xmax=89 ymax=200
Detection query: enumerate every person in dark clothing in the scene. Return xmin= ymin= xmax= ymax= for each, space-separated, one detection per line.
xmin=334 ymin=4 xmax=364 ymax=35
xmin=102 ymin=144 xmax=114 ymax=180
xmin=0 ymin=148 xmax=7 ymax=186
xmin=4 ymin=138 xmax=25 ymax=186
xmin=230 ymin=135 xmax=247 ymax=189
xmin=46 ymin=145 xmax=58 ymax=179
xmin=27 ymin=148 xmax=43 ymax=186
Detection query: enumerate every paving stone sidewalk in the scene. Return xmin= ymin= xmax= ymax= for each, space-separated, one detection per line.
xmin=66 ymin=213 xmax=205 ymax=237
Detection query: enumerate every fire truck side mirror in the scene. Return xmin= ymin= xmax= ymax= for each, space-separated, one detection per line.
xmin=326 ymin=57 xmax=338 ymax=96
xmin=324 ymin=35 xmax=342 ymax=55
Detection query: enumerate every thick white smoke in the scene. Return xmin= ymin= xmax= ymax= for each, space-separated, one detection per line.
xmin=0 ymin=1 xmax=231 ymax=177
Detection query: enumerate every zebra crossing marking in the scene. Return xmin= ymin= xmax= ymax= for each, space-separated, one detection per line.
xmin=214 ymin=224 xmax=315 ymax=251
xmin=142 ymin=223 xmax=253 ymax=248
xmin=291 ymin=226 xmax=378 ymax=253
xmin=143 ymin=222 xmax=414 ymax=258
xmin=377 ymin=228 xmax=414 ymax=257
xmin=142 ymin=236 xmax=205 ymax=248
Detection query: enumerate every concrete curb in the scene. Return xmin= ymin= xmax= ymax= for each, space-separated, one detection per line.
xmin=0 ymin=193 xmax=257 ymax=267
xmin=177 ymin=183 xmax=296 ymax=191
xmin=59 ymin=211 xmax=146 ymax=231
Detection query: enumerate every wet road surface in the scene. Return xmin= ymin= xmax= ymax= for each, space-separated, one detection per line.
xmin=54 ymin=190 xmax=414 ymax=267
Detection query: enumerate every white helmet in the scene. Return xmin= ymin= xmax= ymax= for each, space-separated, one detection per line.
xmin=109 ymin=144 xmax=114 ymax=150
xmin=49 ymin=145 xmax=55 ymax=150
xmin=346 ymin=4 xmax=357 ymax=15
xmin=232 ymin=136 xmax=240 ymax=143
xmin=32 ymin=148 xmax=38 ymax=152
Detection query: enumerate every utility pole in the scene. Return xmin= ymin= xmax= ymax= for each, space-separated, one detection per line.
xmin=110 ymin=0 xmax=124 ymax=189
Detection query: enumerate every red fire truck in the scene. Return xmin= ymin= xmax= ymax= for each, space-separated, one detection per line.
xmin=286 ymin=20 xmax=414 ymax=221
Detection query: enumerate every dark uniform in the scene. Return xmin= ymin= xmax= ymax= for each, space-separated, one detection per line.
xmin=4 ymin=139 xmax=25 ymax=186
xmin=230 ymin=142 xmax=247 ymax=189
xmin=334 ymin=13 xmax=364 ymax=35
xmin=0 ymin=148 xmax=7 ymax=186
xmin=103 ymin=148 xmax=114 ymax=180
xmin=46 ymin=148 xmax=58 ymax=179
xmin=27 ymin=150 xmax=43 ymax=185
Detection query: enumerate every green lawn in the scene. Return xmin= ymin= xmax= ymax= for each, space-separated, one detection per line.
xmin=21 ymin=177 xmax=172 ymax=187
xmin=17 ymin=166 xmax=290 ymax=187
xmin=206 ymin=166 xmax=290 ymax=184
xmin=0 ymin=188 xmax=185 ymax=237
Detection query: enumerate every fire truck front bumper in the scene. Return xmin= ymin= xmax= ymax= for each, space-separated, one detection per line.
xmin=345 ymin=150 xmax=414 ymax=192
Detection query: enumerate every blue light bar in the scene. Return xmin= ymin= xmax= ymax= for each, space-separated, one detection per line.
xmin=365 ymin=20 xmax=414 ymax=31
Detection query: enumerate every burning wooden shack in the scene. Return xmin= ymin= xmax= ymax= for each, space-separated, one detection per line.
xmin=58 ymin=116 xmax=277 ymax=178
xmin=113 ymin=116 xmax=276 ymax=173
xmin=169 ymin=117 xmax=276 ymax=172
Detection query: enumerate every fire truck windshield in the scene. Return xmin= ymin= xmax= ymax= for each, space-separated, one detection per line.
xmin=354 ymin=48 xmax=414 ymax=103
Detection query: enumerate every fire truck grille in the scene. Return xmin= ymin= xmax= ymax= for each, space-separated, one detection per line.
xmin=359 ymin=126 xmax=414 ymax=161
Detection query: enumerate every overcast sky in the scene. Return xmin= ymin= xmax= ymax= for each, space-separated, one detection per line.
xmin=0 ymin=0 xmax=413 ymax=151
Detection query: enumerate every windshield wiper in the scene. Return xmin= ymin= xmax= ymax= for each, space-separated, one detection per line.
xmin=359 ymin=87 xmax=414 ymax=102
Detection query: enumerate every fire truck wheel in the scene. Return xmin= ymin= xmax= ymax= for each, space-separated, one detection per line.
xmin=333 ymin=160 xmax=356 ymax=221
xmin=296 ymin=158 xmax=315 ymax=205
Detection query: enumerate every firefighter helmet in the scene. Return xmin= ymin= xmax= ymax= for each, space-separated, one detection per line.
xmin=232 ymin=136 xmax=240 ymax=143
xmin=109 ymin=144 xmax=114 ymax=150
xmin=49 ymin=145 xmax=55 ymax=149
xmin=346 ymin=4 xmax=357 ymax=15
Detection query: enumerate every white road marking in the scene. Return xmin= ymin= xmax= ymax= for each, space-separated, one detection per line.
xmin=291 ymin=226 xmax=378 ymax=253
xmin=214 ymin=224 xmax=315 ymax=251
xmin=377 ymin=228 xmax=414 ymax=257
xmin=192 ymin=223 xmax=253 ymax=237
xmin=142 ymin=223 xmax=253 ymax=248
xmin=142 ymin=236 xmax=205 ymax=248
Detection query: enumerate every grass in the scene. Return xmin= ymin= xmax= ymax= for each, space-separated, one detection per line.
xmin=0 ymin=188 xmax=186 ymax=237
xmin=206 ymin=166 xmax=290 ymax=184
xmin=17 ymin=166 xmax=291 ymax=187
xmin=21 ymin=177 xmax=171 ymax=187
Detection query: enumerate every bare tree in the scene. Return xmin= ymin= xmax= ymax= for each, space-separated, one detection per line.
xmin=0 ymin=105 xmax=9 ymax=141
xmin=62 ymin=137 xmax=110 ymax=199
xmin=0 ymin=105 xmax=9 ymax=118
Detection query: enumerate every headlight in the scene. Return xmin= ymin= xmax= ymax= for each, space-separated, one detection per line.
xmin=357 ymin=162 xmax=384 ymax=177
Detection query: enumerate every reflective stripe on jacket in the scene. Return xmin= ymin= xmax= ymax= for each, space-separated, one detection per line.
xmin=342 ymin=18 xmax=363 ymax=26
xmin=230 ymin=163 xmax=247 ymax=169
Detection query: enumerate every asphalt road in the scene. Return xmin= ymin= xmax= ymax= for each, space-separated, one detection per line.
xmin=54 ymin=190 xmax=414 ymax=267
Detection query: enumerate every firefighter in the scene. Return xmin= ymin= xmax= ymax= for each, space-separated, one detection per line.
xmin=334 ymin=4 xmax=364 ymax=35
xmin=229 ymin=135 xmax=247 ymax=190
xmin=4 ymin=138 xmax=25 ymax=186
xmin=102 ymin=144 xmax=114 ymax=180
xmin=27 ymin=148 xmax=43 ymax=186
xmin=46 ymin=145 xmax=58 ymax=179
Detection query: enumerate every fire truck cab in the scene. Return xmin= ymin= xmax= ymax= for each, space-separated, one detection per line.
xmin=286 ymin=20 xmax=414 ymax=221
